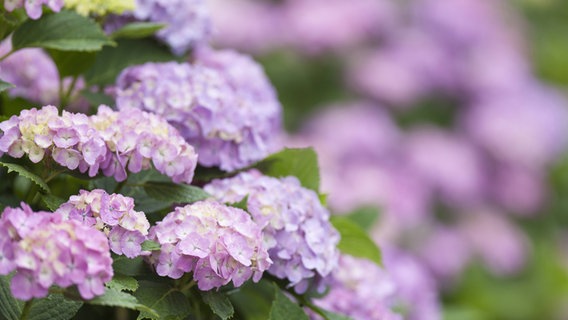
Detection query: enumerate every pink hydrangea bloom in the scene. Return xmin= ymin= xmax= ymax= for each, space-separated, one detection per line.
xmin=4 ymin=0 xmax=64 ymax=19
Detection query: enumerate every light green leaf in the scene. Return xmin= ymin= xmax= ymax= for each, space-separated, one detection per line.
xmin=268 ymin=284 xmax=309 ymax=320
xmin=253 ymin=148 xmax=320 ymax=192
xmin=41 ymin=194 xmax=66 ymax=211
xmin=202 ymin=291 xmax=234 ymax=320
xmin=134 ymin=281 xmax=192 ymax=320
xmin=330 ymin=216 xmax=382 ymax=266
xmin=140 ymin=240 xmax=160 ymax=252
xmin=85 ymin=38 xmax=176 ymax=85
xmin=12 ymin=11 xmax=114 ymax=51
xmin=320 ymin=310 xmax=353 ymax=320
xmin=106 ymin=275 xmax=139 ymax=292
xmin=143 ymin=181 xmax=210 ymax=205
xmin=227 ymin=195 xmax=248 ymax=211
xmin=0 ymin=161 xmax=50 ymax=193
xmin=111 ymin=22 xmax=166 ymax=39
xmin=88 ymin=288 xmax=157 ymax=318
xmin=343 ymin=206 xmax=380 ymax=232
xmin=0 ymin=79 xmax=14 ymax=93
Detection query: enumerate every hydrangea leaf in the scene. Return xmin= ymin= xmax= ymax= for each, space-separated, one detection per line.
xmin=201 ymin=291 xmax=235 ymax=320
xmin=47 ymin=50 xmax=97 ymax=77
xmin=320 ymin=310 xmax=353 ymax=320
xmin=0 ymin=79 xmax=14 ymax=93
xmin=85 ymin=38 xmax=176 ymax=85
xmin=88 ymin=288 xmax=157 ymax=318
xmin=0 ymin=161 xmax=50 ymax=193
xmin=140 ymin=240 xmax=161 ymax=252
xmin=268 ymin=284 xmax=309 ymax=320
xmin=12 ymin=11 xmax=114 ymax=51
xmin=112 ymin=256 xmax=154 ymax=277
xmin=330 ymin=216 xmax=382 ymax=266
xmin=41 ymin=194 xmax=65 ymax=211
xmin=111 ymin=22 xmax=166 ymax=40
xmin=343 ymin=206 xmax=381 ymax=232
xmin=106 ymin=275 xmax=139 ymax=292
xmin=143 ymin=181 xmax=210 ymax=205
xmin=0 ymin=274 xmax=21 ymax=320
xmin=134 ymin=281 xmax=192 ymax=320
xmin=253 ymin=148 xmax=320 ymax=192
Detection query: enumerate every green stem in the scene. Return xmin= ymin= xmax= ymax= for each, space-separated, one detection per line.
xmin=113 ymin=180 xmax=127 ymax=194
xmin=19 ymin=299 xmax=34 ymax=320
xmin=44 ymin=168 xmax=67 ymax=183
xmin=0 ymin=49 xmax=14 ymax=62
xmin=60 ymin=76 xmax=79 ymax=107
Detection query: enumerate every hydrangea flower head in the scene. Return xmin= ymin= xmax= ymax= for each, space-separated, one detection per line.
xmin=0 ymin=204 xmax=113 ymax=300
xmin=4 ymin=0 xmax=64 ymax=19
xmin=204 ymin=170 xmax=340 ymax=292
xmin=55 ymin=189 xmax=150 ymax=258
xmin=148 ymin=200 xmax=271 ymax=290
xmin=116 ymin=49 xmax=282 ymax=171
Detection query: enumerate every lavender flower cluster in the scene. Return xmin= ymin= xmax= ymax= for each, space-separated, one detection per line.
xmin=116 ymin=48 xmax=282 ymax=171
xmin=55 ymin=189 xmax=150 ymax=258
xmin=147 ymin=200 xmax=272 ymax=291
xmin=0 ymin=203 xmax=113 ymax=300
xmin=204 ymin=170 xmax=340 ymax=292
xmin=4 ymin=0 xmax=63 ymax=19
xmin=0 ymin=105 xmax=197 ymax=183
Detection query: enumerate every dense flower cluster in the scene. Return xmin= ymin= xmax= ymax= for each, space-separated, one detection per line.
xmin=130 ymin=0 xmax=211 ymax=55
xmin=313 ymin=255 xmax=401 ymax=320
xmin=0 ymin=105 xmax=197 ymax=183
xmin=55 ymin=189 xmax=150 ymax=258
xmin=204 ymin=170 xmax=340 ymax=292
xmin=64 ymin=0 xmax=134 ymax=16
xmin=148 ymin=200 xmax=271 ymax=290
xmin=0 ymin=203 xmax=113 ymax=300
xmin=3 ymin=0 xmax=63 ymax=19
xmin=116 ymin=48 xmax=282 ymax=171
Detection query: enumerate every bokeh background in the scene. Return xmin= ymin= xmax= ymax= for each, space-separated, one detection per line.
xmin=208 ymin=0 xmax=568 ymax=319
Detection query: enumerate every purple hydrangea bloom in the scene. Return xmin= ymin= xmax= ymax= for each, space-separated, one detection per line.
xmin=0 ymin=105 xmax=198 ymax=183
xmin=147 ymin=200 xmax=271 ymax=290
xmin=0 ymin=203 xmax=113 ymax=300
xmin=55 ymin=189 xmax=150 ymax=258
xmin=204 ymin=170 xmax=340 ymax=293
xmin=116 ymin=48 xmax=282 ymax=171
xmin=4 ymin=0 xmax=64 ymax=19
xmin=132 ymin=0 xmax=211 ymax=55
xmin=313 ymin=255 xmax=401 ymax=320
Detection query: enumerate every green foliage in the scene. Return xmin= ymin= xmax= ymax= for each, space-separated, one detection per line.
xmin=342 ymin=206 xmax=380 ymax=232
xmin=40 ymin=194 xmax=65 ymax=211
xmin=201 ymin=291 xmax=235 ymax=320
xmin=88 ymin=288 xmax=158 ymax=318
xmin=0 ymin=80 xmax=14 ymax=93
xmin=134 ymin=281 xmax=192 ymax=320
xmin=252 ymin=148 xmax=320 ymax=192
xmin=47 ymin=50 xmax=97 ymax=77
xmin=0 ymin=161 xmax=50 ymax=194
xmin=140 ymin=240 xmax=161 ymax=252
xmin=110 ymin=22 xmax=166 ymax=40
xmin=143 ymin=181 xmax=210 ymax=205
xmin=112 ymin=256 xmax=154 ymax=277
xmin=12 ymin=11 xmax=114 ymax=52
xmin=268 ymin=284 xmax=309 ymax=320
xmin=330 ymin=216 xmax=382 ymax=266
xmin=0 ymin=274 xmax=21 ymax=320
xmin=106 ymin=275 xmax=139 ymax=293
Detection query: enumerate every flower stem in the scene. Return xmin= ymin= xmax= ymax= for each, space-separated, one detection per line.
xmin=19 ymin=299 xmax=34 ymax=320
xmin=0 ymin=49 xmax=14 ymax=62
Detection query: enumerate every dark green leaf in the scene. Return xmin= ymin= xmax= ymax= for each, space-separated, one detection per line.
xmin=85 ymin=38 xmax=176 ymax=85
xmin=47 ymin=50 xmax=97 ymax=77
xmin=0 ymin=80 xmax=14 ymax=93
xmin=0 ymin=161 xmax=50 ymax=193
xmin=80 ymin=90 xmax=115 ymax=107
xmin=343 ymin=206 xmax=380 ymax=232
xmin=143 ymin=181 xmax=210 ymax=204
xmin=201 ymin=291 xmax=235 ymax=320
xmin=268 ymin=284 xmax=308 ymax=320
xmin=111 ymin=22 xmax=165 ymax=39
xmin=113 ymin=256 xmax=153 ymax=277
xmin=12 ymin=11 xmax=114 ymax=51
xmin=0 ymin=274 xmax=21 ymax=320
xmin=330 ymin=216 xmax=382 ymax=266
xmin=253 ymin=148 xmax=320 ymax=192
xmin=134 ymin=281 xmax=192 ymax=320
xmin=27 ymin=294 xmax=82 ymax=320
xmin=88 ymin=288 xmax=157 ymax=318
xmin=106 ymin=275 xmax=139 ymax=292
xmin=140 ymin=240 xmax=160 ymax=252
xmin=41 ymin=194 xmax=66 ymax=211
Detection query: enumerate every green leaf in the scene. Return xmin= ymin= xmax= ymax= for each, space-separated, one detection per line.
xmin=330 ymin=216 xmax=382 ymax=266
xmin=227 ymin=195 xmax=248 ymax=211
xmin=113 ymin=256 xmax=153 ymax=277
xmin=134 ymin=281 xmax=192 ymax=320
xmin=47 ymin=50 xmax=97 ymax=77
xmin=41 ymin=194 xmax=66 ymax=211
xmin=343 ymin=206 xmax=380 ymax=232
xmin=84 ymin=38 xmax=176 ymax=85
xmin=0 ymin=161 xmax=50 ymax=193
xmin=140 ymin=240 xmax=160 ymax=252
xmin=111 ymin=22 xmax=166 ymax=39
xmin=0 ymin=80 xmax=14 ymax=93
xmin=201 ymin=291 xmax=235 ymax=320
xmin=12 ymin=11 xmax=114 ymax=51
xmin=253 ymin=148 xmax=320 ymax=192
xmin=268 ymin=284 xmax=308 ymax=320
xmin=143 ymin=181 xmax=210 ymax=204
xmin=320 ymin=310 xmax=353 ymax=320
xmin=80 ymin=90 xmax=115 ymax=107
xmin=88 ymin=288 xmax=157 ymax=318
xmin=106 ymin=275 xmax=139 ymax=292
xmin=0 ymin=274 xmax=21 ymax=320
